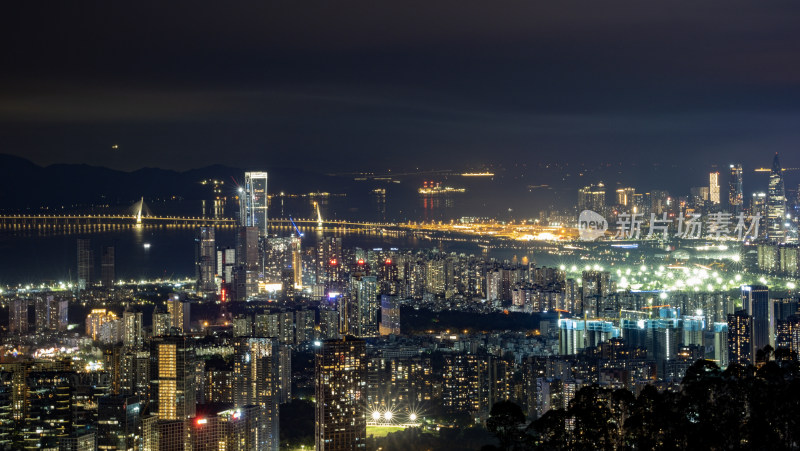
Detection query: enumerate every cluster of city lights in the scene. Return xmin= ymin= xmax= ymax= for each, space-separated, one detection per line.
xmin=369 ymin=409 xmax=419 ymax=425
xmin=558 ymin=262 xmax=798 ymax=293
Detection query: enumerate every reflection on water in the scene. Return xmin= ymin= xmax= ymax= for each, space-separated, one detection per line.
xmin=0 ymin=225 xmax=457 ymax=285
xmin=420 ymin=195 xmax=456 ymax=222
xmin=0 ymin=221 xmax=566 ymax=286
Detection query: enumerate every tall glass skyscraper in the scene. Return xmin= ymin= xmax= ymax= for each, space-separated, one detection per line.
xmin=240 ymin=172 xmax=269 ymax=237
xmin=767 ymin=153 xmax=786 ymax=243
xmin=195 ymin=227 xmax=216 ymax=296
xmin=741 ymin=285 xmax=773 ymax=356
xmin=728 ymin=163 xmax=743 ymax=214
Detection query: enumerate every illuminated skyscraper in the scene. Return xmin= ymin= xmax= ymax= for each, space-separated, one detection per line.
xmin=728 ymin=310 xmax=753 ymax=365
xmin=195 ymin=227 xmax=217 ymax=297
xmin=150 ymin=335 xmax=196 ymax=421
xmin=709 ymin=171 xmax=721 ymax=204
xmin=240 ymin=172 xmax=269 ymax=237
xmin=86 ymin=309 xmax=119 ymax=341
xmin=741 ymin=285 xmax=773 ymax=353
xmin=315 ymin=337 xmax=367 ymax=451
xmin=443 ymin=354 xmax=489 ymax=414
xmin=615 ymin=187 xmax=635 ymax=207
xmin=378 ymin=258 xmax=399 ymax=296
xmin=712 ymin=322 xmax=729 ymax=368
xmin=776 ymin=315 xmax=800 ymax=354
xmin=729 ymin=163 xmax=743 ymax=214
xmin=235 ymin=226 xmax=260 ymax=302
xmin=291 ymin=237 xmax=302 ymax=289
xmin=379 ymin=295 xmax=400 ymax=336
xmin=265 ymin=237 xmax=294 ymax=284
xmin=767 ymin=153 xmax=787 ymax=243
xmin=34 ymin=295 xmax=67 ymax=332
xmin=295 ymin=308 xmax=316 ymax=345
xmin=167 ymin=294 xmax=191 ymax=333
xmin=217 ymin=247 xmax=236 ymax=288
xmin=123 ymin=309 xmax=144 ymax=350
xmin=316 ymin=236 xmax=343 ymax=290
xmin=342 ymin=275 xmax=378 ymax=338
xmin=232 ymin=337 xmax=280 ymax=450
xmin=152 ymin=309 xmax=171 ymax=337
xmin=577 ymin=183 xmax=605 ymax=213
xmin=192 ymin=404 xmax=260 ymax=451
xmin=9 ymin=298 xmax=28 ymax=335
xmin=23 ymin=371 xmax=76 ymax=448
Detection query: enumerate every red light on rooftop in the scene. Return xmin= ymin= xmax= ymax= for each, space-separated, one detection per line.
xmin=329 ymin=259 xmax=338 ymax=265
xmin=385 ymin=259 xmax=392 ymax=265
xmin=357 ymin=259 xmax=365 ymax=265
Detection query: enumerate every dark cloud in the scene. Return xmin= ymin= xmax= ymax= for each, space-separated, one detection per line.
xmin=1 ymin=0 xmax=800 ymax=172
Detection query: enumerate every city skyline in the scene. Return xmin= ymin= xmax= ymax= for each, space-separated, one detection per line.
xmin=3 ymin=2 xmax=800 ymax=450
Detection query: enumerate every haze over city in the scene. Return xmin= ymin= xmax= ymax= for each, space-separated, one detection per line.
xmin=2 ymin=2 xmax=800 ymax=451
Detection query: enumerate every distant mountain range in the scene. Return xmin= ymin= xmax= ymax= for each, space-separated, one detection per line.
xmin=0 ymin=154 xmax=353 ymax=212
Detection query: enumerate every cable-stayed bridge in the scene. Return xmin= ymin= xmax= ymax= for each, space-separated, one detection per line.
xmin=0 ymin=197 xmax=399 ymax=232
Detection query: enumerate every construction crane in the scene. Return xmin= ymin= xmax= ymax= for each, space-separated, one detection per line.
xmin=289 ymin=216 xmax=304 ymax=238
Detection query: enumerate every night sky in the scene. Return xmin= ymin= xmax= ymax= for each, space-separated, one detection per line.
xmin=2 ymin=1 xmax=800 ymax=173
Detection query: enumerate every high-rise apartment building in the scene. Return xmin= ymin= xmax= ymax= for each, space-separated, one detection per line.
xmin=728 ymin=310 xmax=754 ymax=365
xmin=86 ymin=309 xmax=119 ymax=341
xmin=315 ymin=337 xmax=367 ymax=451
xmin=342 ymin=275 xmax=378 ymax=338
xmin=34 ymin=295 xmax=67 ymax=333
xmin=577 ymin=183 xmax=606 ymax=213
xmin=615 ymin=187 xmax=635 ymax=208
xmin=317 ymin=236 xmax=343 ymax=290
xmin=294 ymin=309 xmax=316 ymax=345
xmin=217 ymin=247 xmax=236 ymax=287
xmin=150 ymin=335 xmax=196 ymax=421
xmin=729 ymin=163 xmax=743 ymax=214
xmin=192 ymin=404 xmax=260 ymax=451
xmin=167 ymin=294 xmax=191 ymax=333
xmin=23 ymin=371 xmax=76 ymax=448
xmin=240 ymin=172 xmax=269 ymax=237
xmin=776 ymin=315 xmax=800 ymax=355
xmin=709 ymin=171 xmax=721 ymax=204
xmin=9 ymin=298 xmax=29 ymax=335
xmin=443 ymin=354 xmax=489 ymax=415
xmin=123 ymin=309 xmax=144 ymax=350
xmin=232 ymin=337 xmax=279 ymax=450
xmin=319 ymin=309 xmax=340 ymax=340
